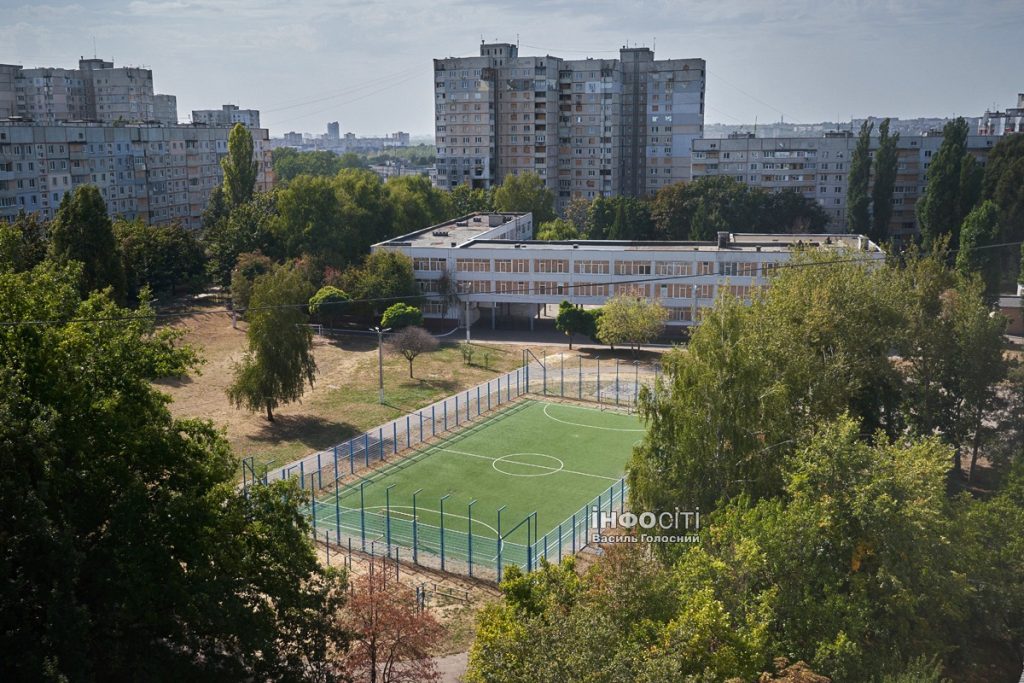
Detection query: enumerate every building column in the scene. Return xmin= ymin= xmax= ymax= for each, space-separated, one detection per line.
xmin=491 ymin=306 xmax=496 ymax=330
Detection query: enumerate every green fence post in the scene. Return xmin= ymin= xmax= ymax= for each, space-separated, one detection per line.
xmin=444 ymin=401 xmax=448 ymax=430
xmin=378 ymin=427 xmax=384 ymax=460
xmin=406 ymin=416 xmax=411 ymax=449
xmin=572 ymin=512 xmax=577 ymax=553
xmin=497 ymin=505 xmax=506 ymax=582
xmin=412 ymin=488 xmax=423 ymax=565
xmin=359 ymin=481 xmax=367 ymax=552
xmin=477 ymin=386 xmax=481 ymax=415
xmin=440 ymin=494 xmax=450 ymax=572
xmin=431 ymin=405 xmax=435 ymax=436
xmin=455 ymin=395 xmax=459 ymax=427
xmin=558 ymin=522 xmax=563 ymax=563
xmin=364 ymin=433 xmax=370 ymax=467
xmin=349 ymin=440 xmax=355 ymax=474
xmin=316 ymin=453 xmax=323 ymax=489
xmin=311 ymin=479 xmax=317 ymax=535
xmin=334 ymin=483 xmax=341 ymax=544
xmin=385 ymin=484 xmax=396 ymax=550
xmin=468 ymin=499 xmax=477 ymax=578
xmin=419 ymin=410 xmax=424 ymax=442
xmin=526 ymin=512 xmax=533 ymax=572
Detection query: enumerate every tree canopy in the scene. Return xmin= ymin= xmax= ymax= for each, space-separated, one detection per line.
xmin=49 ymin=185 xmax=126 ymax=300
xmin=492 ymin=171 xmax=556 ymax=225
xmin=0 ymin=261 xmax=348 ymax=679
xmin=595 ymin=294 xmax=667 ymax=354
xmin=222 ymin=123 xmax=259 ymax=207
xmin=228 ymin=264 xmax=317 ymax=421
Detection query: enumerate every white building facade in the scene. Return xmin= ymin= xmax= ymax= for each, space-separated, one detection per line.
xmin=374 ymin=212 xmax=884 ymax=328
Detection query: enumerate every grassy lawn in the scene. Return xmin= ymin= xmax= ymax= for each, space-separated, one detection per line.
xmin=156 ymin=308 xmax=559 ymax=472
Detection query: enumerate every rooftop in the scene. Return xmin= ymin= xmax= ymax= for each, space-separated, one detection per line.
xmin=462 ymin=234 xmax=880 ymax=253
xmin=377 ymin=212 xmax=529 ymax=248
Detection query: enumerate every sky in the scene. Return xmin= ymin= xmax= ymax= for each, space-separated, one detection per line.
xmin=2 ymin=0 xmax=1021 ymax=138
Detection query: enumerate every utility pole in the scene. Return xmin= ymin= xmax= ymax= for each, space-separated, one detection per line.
xmin=465 ymin=300 xmax=471 ymax=343
xmin=370 ymin=326 xmax=391 ymax=403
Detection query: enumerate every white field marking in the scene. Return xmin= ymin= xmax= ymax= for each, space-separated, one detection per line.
xmin=361 ymin=505 xmax=500 ymax=536
xmin=441 ymin=447 xmax=619 ymax=482
xmin=541 ymin=403 xmax=645 ymax=432
xmin=492 ymin=452 xmax=564 ymax=477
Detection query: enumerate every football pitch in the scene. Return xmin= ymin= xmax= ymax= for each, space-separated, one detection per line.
xmin=309 ymin=398 xmax=642 ymax=575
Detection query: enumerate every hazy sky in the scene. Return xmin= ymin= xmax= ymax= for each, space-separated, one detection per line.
xmin=2 ymin=0 xmax=1021 ymax=137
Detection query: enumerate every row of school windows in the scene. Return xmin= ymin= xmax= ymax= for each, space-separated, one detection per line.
xmin=414 ymin=256 xmax=779 ymax=276
xmin=418 ymin=301 xmax=721 ymax=322
xmin=416 ymin=280 xmax=754 ymax=300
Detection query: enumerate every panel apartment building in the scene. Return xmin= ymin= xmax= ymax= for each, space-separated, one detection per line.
xmin=373 ymin=212 xmax=883 ymax=328
xmin=0 ymin=121 xmax=274 ymax=229
xmin=433 ymin=43 xmax=705 ymax=211
xmin=0 ymin=59 xmax=178 ymax=125
xmin=692 ymin=130 xmax=1002 ymax=240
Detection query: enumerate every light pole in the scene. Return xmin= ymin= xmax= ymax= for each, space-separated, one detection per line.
xmin=496 ymin=504 xmax=507 ymax=582
xmin=370 ymin=326 xmax=391 ymax=404
xmin=439 ymin=494 xmax=451 ymax=571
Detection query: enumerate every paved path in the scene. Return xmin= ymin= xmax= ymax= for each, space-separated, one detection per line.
xmin=435 ymin=652 xmax=468 ymax=682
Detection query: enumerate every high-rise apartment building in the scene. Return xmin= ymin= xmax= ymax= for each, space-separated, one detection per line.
xmin=153 ymin=94 xmax=178 ymax=125
xmin=979 ymin=93 xmax=1024 ymax=136
xmin=433 ymin=42 xmax=705 ymax=211
xmin=0 ymin=59 xmax=176 ymax=124
xmin=691 ymin=130 xmax=1001 ymax=240
xmin=327 ymin=121 xmax=340 ymax=139
xmin=191 ymin=104 xmax=261 ymax=129
xmin=0 ymin=121 xmax=274 ymax=229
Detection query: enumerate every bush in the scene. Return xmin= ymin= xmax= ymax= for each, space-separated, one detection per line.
xmin=380 ymin=302 xmax=423 ymax=329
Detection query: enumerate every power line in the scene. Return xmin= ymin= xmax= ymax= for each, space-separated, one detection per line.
xmin=3 ymin=241 xmax=1016 ymax=329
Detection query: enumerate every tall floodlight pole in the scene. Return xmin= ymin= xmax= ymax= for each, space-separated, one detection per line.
xmin=412 ymin=488 xmax=423 ymax=564
xmin=370 ymin=326 xmax=391 ymax=404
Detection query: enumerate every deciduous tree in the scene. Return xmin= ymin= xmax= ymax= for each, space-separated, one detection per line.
xmin=309 ymin=285 xmax=350 ymax=328
xmin=536 ymin=218 xmax=580 ymax=241
xmin=49 ymin=184 xmax=126 ymax=300
xmin=343 ymin=562 xmax=443 ymax=682
xmin=870 ymin=118 xmax=900 ymax=244
xmin=228 ymin=264 xmax=317 ymax=421
xmin=595 ymin=294 xmax=667 ymax=355
xmin=387 ymin=325 xmax=438 ymax=378
xmin=380 ymin=301 xmax=423 ymax=329
xmin=846 ymin=120 xmax=873 ymax=237
xmin=492 ymin=171 xmax=555 ymax=224
xmin=554 ymin=300 xmax=595 ymax=349
xmin=222 ymin=122 xmax=259 ymax=206
xmin=917 ymin=117 xmax=971 ymax=248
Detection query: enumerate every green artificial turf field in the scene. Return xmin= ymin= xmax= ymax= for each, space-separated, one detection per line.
xmin=309 ymin=398 xmax=642 ymax=574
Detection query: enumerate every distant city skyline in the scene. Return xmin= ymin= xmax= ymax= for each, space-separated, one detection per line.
xmin=2 ymin=0 xmax=1021 ymax=137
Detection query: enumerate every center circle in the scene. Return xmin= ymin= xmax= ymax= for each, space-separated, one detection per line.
xmin=492 ymin=452 xmax=565 ymax=477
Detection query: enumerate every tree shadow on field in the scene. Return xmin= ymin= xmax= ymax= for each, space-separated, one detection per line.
xmin=249 ymin=414 xmax=359 ymax=451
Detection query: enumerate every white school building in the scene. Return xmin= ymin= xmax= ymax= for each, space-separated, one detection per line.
xmin=372 ymin=212 xmax=884 ymax=329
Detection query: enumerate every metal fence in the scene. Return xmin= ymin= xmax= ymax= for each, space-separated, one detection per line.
xmin=241 ymin=363 xmax=529 ymax=492
xmin=521 ymin=349 xmax=662 ymax=408
xmin=240 ymin=347 xmax=655 ymax=582
xmin=305 ymin=473 xmax=628 ymax=583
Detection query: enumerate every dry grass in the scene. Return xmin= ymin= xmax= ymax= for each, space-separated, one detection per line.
xmin=156 ymin=307 xmax=560 ymax=472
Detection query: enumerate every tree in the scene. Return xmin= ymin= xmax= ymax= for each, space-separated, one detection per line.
xmin=309 ymin=285 xmax=350 ymax=328
xmin=272 ymin=174 xmax=348 ymax=268
xmin=870 ymin=118 xmax=900 ymax=244
xmin=563 ymin=197 xmax=591 ymax=235
xmin=956 ymin=201 xmax=1002 ymax=299
xmin=115 ymin=219 xmax=205 ymax=299
xmin=447 ymin=184 xmax=493 ymax=216
xmin=917 ymin=117 xmax=971 ymax=248
xmin=981 ymin=134 xmax=1024 ymax=280
xmin=846 ymin=120 xmax=873 ymax=237
xmin=343 ymin=560 xmax=443 ymax=682
xmin=387 ymin=175 xmax=451 ymax=234
xmin=49 ymin=185 xmax=126 ymax=300
xmin=0 ymin=210 xmax=48 ymax=272
xmin=228 ymin=264 xmax=317 ymax=421
xmin=536 ymin=218 xmax=580 ymax=241
xmin=606 ymin=196 xmax=656 ymax=240
xmin=341 ymin=250 xmax=419 ymax=318
xmin=203 ymin=190 xmax=278 ymax=286
xmin=0 ymin=261 xmax=349 ymax=679
xmin=554 ymin=300 xmax=595 ymax=349
xmin=380 ymin=301 xmax=424 ymax=329
xmin=222 ymin=122 xmax=258 ymax=206
xmin=230 ymin=250 xmax=274 ymax=312
xmin=595 ymin=294 xmax=667 ymax=355
xmin=387 ymin=326 xmax=438 ymax=378
xmin=492 ymin=171 xmax=555 ymax=224
xmin=759 ymin=189 xmax=830 ymax=233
